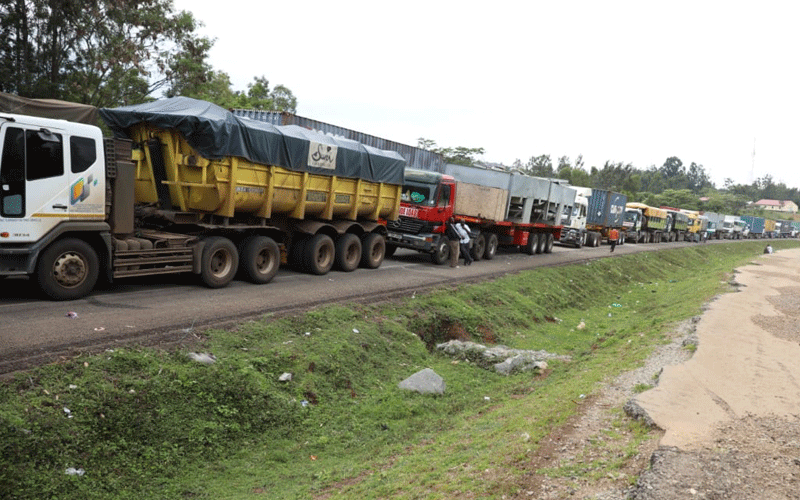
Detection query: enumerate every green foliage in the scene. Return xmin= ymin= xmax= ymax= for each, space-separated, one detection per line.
xmin=0 ymin=0 xmax=297 ymax=112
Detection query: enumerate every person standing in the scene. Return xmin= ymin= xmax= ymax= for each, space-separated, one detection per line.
xmin=609 ymin=228 xmax=619 ymax=253
xmin=445 ymin=217 xmax=460 ymax=267
xmin=455 ymin=220 xmax=473 ymax=266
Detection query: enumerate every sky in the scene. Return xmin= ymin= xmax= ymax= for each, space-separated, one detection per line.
xmin=172 ymin=0 xmax=800 ymax=191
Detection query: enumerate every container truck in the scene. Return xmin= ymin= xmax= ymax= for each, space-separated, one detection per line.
xmin=588 ymin=188 xmax=627 ymax=246
xmin=622 ymin=203 xmax=668 ymax=243
xmin=791 ymin=221 xmax=800 ymax=237
xmin=386 ymin=164 xmax=574 ymax=263
xmin=559 ymin=186 xmax=629 ymax=249
xmin=740 ymin=215 xmax=766 ymax=239
xmin=0 ymin=97 xmax=404 ymax=300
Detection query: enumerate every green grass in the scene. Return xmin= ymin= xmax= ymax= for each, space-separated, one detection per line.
xmin=1 ymin=240 xmax=797 ymax=499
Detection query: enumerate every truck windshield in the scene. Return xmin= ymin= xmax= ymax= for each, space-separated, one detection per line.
xmin=400 ymin=181 xmax=438 ymax=207
xmin=623 ymin=211 xmax=638 ymax=223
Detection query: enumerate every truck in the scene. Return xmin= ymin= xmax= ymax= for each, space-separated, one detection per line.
xmin=0 ymin=96 xmax=405 ymax=300
xmin=683 ymin=211 xmax=708 ymax=242
xmin=791 ymin=221 xmax=800 ymax=238
xmin=777 ymin=219 xmax=794 ymax=238
xmin=662 ymin=208 xmax=690 ymax=242
xmin=559 ymin=187 xmax=591 ymax=248
xmin=703 ymin=211 xmax=725 ymax=239
xmin=721 ymin=215 xmax=747 ymax=239
xmin=622 ymin=203 xmax=668 ymax=243
xmin=764 ymin=218 xmax=777 ymax=238
xmin=386 ymin=164 xmax=574 ymax=263
xmin=588 ymin=189 xmax=627 ymax=246
xmin=740 ymin=215 xmax=766 ymax=239
xmin=561 ymin=187 xmax=627 ymax=248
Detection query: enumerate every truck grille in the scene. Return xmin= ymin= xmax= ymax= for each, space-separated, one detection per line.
xmin=387 ymin=216 xmax=430 ymax=235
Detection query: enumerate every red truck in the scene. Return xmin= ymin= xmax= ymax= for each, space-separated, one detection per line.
xmin=385 ymin=165 xmax=575 ymax=263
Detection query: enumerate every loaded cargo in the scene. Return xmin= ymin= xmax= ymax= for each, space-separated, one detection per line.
xmin=386 ymin=164 xmax=575 ymax=263
xmin=623 ymin=203 xmax=668 ymax=243
xmin=0 ymin=96 xmax=404 ymax=300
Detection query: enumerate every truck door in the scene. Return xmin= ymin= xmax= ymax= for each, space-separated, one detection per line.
xmin=0 ymin=124 xmax=70 ymax=242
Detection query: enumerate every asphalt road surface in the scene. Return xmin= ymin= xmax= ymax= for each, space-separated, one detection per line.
xmin=0 ymin=238 xmax=708 ymax=374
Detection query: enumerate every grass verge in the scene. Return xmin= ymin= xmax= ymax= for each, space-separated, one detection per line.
xmin=2 ymin=241 xmax=797 ymax=499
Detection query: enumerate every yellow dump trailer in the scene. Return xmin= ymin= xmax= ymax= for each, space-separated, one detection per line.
xmin=92 ymin=97 xmax=407 ymax=294
xmin=129 ymin=123 xmax=401 ymax=223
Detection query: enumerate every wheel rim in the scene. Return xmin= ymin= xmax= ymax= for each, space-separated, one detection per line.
xmin=210 ymin=249 xmax=234 ymax=278
xmin=316 ymin=245 xmax=333 ymax=268
xmin=256 ymin=248 xmax=275 ymax=275
xmin=52 ymin=252 xmax=88 ymax=288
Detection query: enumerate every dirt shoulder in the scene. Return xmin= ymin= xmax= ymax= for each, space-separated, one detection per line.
xmin=515 ymin=247 xmax=800 ymax=500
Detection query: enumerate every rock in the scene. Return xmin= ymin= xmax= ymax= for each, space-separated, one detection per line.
xmin=188 ymin=352 xmax=216 ymax=364
xmin=398 ymin=368 xmax=445 ymax=395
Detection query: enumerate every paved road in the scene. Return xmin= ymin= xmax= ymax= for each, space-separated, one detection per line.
xmin=0 ymin=238 xmax=707 ymax=374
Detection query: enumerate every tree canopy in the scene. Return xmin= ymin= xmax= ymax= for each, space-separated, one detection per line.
xmin=0 ymin=0 xmax=296 ymax=111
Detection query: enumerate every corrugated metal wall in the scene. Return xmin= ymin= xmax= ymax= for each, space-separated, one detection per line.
xmin=232 ymin=109 xmax=444 ymax=172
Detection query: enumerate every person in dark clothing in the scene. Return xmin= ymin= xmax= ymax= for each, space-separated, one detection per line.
xmin=445 ymin=217 xmax=460 ymax=267
xmin=455 ymin=220 xmax=473 ymax=266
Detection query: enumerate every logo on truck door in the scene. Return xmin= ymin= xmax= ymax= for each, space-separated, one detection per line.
xmin=70 ymin=174 xmax=95 ymax=204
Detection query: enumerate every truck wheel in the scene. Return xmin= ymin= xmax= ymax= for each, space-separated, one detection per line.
xmin=471 ymin=233 xmax=485 ymax=261
xmin=360 ymin=233 xmax=385 ymax=269
xmin=384 ymin=243 xmax=398 ymax=258
xmin=304 ymin=233 xmax=335 ymax=275
xmin=37 ymin=238 xmax=99 ymax=301
xmin=335 ymin=233 xmax=362 ymax=272
xmin=432 ymin=239 xmax=450 ymax=265
xmin=544 ymin=233 xmax=554 ymax=253
xmin=239 ymin=236 xmax=280 ymax=284
xmin=200 ymin=236 xmax=239 ymax=288
xmin=522 ymin=232 xmax=536 ymax=255
xmin=594 ymin=232 xmax=601 ymax=247
xmin=535 ymin=233 xmax=545 ymax=254
xmin=484 ymin=234 xmax=498 ymax=260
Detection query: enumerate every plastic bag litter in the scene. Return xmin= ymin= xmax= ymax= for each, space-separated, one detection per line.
xmin=66 ymin=312 xmax=78 ymax=319
xmin=65 ymin=467 xmax=85 ymax=476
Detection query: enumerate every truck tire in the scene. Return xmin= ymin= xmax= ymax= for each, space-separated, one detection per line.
xmin=544 ymin=233 xmax=554 ymax=253
xmin=239 ymin=235 xmax=280 ymax=284
xmin=484 ymin=233 xmax=498 ymax=260
xmin=432 ymin=238 xmax=450 ymax=265
xmin=360 ymin=233 xmax=385 ymax=269
xmin=535 ymin=233 xmax=546 ymax=254
xmin=335 ymin=233 xmax=362 ymax=272
xmin=304 ymin=233 xmax=335 ymax=275
xmin=37 ymin=238 xmax=100 ymax=301
xmin=522 ymin=232 xmax=536 ymax=255
xmin=471 ymin=233 xmax=485 ymax=262
xmin=200 ymin=236 xmax=239 ymax=288
xmin=594 ymin=232 xmax=601 ymax=247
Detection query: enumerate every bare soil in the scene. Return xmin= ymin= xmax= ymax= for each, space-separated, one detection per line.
xmin=511 ymin=249 xmax=800 ymax=499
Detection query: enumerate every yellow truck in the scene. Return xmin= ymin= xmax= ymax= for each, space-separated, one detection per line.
xmin=0 ymin=97 xmax=403 ymax=300
xmin=622 ymin=202 xmax=668 ymax=243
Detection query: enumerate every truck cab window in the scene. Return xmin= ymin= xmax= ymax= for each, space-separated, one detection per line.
xmin=26 ymin=129 xmax=64 ymax=181
xmin=438 ymin=185 xmax=451 ymax=207
xmin=70 ymin=136 xmax=96 ymax=173
xmin=1 ymin=127 xmax=25 ymax=217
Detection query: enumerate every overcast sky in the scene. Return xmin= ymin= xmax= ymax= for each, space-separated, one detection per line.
xmin=172 ymin=0 xmax=800 ymax=191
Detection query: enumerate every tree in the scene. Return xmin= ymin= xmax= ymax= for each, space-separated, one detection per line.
xmin=1 ymin=0 xmax=212 ymax=107
xmin=523 ymin=155 xmax=554 ymax=177
xmin=0 ymin=1 xmax=298 ymax=111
